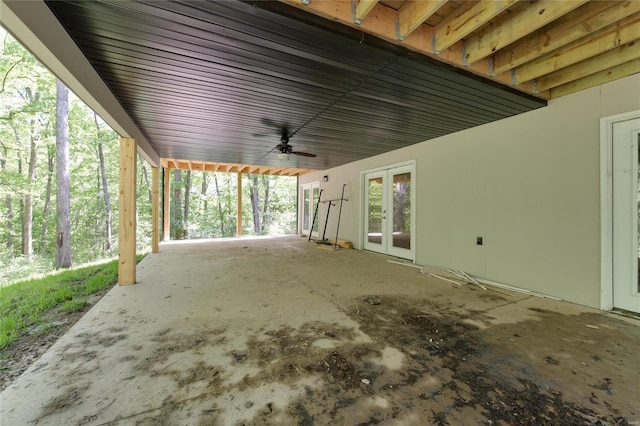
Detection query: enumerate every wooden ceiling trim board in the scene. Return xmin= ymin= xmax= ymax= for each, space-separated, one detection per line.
xmin=492 ymin=1 xmax=640 ymax=75
xmin=396 ymin=0 xmax=448 ymax=40
xmin=514 ymin=11 xmax=640 ymax=84
xmin=549 ymin=58 xmax=640 ymax=99
xmin=277 ymin=0 xmax=537 ymax=96
xmin=433 ymin=0 xmax=519 ymax=54
xmin=464 ymin=0 xmax=587 ymax=65
xmin=536 ymin=40 xmax=640 ymax=92
xmin=355 ymin=0 xmax=380 ymax=23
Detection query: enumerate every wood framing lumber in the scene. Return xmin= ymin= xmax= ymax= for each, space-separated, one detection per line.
xmin=464 ymin=0 xmax=586 ymax=65
xmin=397 ymin=0 xmax=448 ymax=40
xmin=236 ymin=172 xmax=242 ymax=237
xmin=151 ymin=166 xmax=159 ymax=253
xmin=355 ymin=0 xmax=379 ymax=24
xmin=536 ymin=40 xmax=640 ymax=92
xmin=492 ymin=0 xmax=640 ymax=75
xmin=434 ymin=0 xmax=518 ymax=53
xmin=162 ymin=167 xmax=170 ymax=241
xmin=328 ymin=238 xmax=354 ymax=249
xmin=513 ymin=11 xmax=640 ymax=84
xmin=118 ymin=137 xmax=136 ymax=285
xmin=549 ymin=58 xmax=640 ymax=98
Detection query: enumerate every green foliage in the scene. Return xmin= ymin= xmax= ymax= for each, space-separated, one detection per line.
xmin=1 ymin=28 xmax=299 ymax=286
xmin=0 ymin=258 xmax=121 ymax=349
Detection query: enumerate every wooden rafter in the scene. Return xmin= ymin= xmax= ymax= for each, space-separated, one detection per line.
xmin=355 ymin=0 xmax=379 ymax=24
xmin=549 ymin=58 xmax=640 ymax=98
xmin=464 ymin=0 xmax=587 ymax=65
xmin=514 ymin=12 xmax=640 ymax=84
xmin=161 ymin=158 xmax=313 ymax=177
xmin=433 ymin=0 xmax=518 ymax=54
xmin=397 ymin=0 xmax=448 ymax=40
xmin=278 ymin=0 xmax=640 ymax=100
xmin=491 ymin=0 xmax=640 ymax=75
xmin=536 ymin=41 xmax=640 ymax=92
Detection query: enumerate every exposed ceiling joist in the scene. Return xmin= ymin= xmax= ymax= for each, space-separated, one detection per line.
xmin=549 ymin=57 xmax=640 ymax=98
xmin=355 ymin=0 xmax=379 ymax=24
xmin=433 ymin=0 xmax=518 ymax=53
xmin=463 ymin=0 xmax=587 ymax=65
xmin=397 ymin=0 xmax=448 ymax=40
xmin=536 ymin=41 xmax=640 ymax=92
xmin=161 ymin=158 xmax=312 ymax=177
xmin=491 ymin=0 xmax=640 ymax=75
xmin=280 ymin=0 xmax=640 ymax=101
xmin=513 ymin=11 xmax=640 ymax=84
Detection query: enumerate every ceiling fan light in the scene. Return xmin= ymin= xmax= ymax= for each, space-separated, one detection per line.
xmin=277 ymin=152 xmax=290 ymax=161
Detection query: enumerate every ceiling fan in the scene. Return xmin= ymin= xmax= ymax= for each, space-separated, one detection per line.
xmin=258 ymin=118 xmax=317 ymax=161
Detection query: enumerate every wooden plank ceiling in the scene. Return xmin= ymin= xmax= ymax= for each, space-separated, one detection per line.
xmin=44 ymin=1 xmax=637 ymax=172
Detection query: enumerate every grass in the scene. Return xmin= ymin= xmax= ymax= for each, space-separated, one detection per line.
xmin=0 ymin=255 xmax=145 ymax=349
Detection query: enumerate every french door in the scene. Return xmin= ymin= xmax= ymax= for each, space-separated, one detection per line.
xmin=363 ymin=163 xmax=415 ymax=260
xmin=300 ymin=182 xmax=320 ymax=238
xmin=612 ymin=117 xmax=640 ymax=312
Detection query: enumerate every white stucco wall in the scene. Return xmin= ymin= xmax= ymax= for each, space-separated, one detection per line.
xmin=300 ymin=73 xmax=640 ymax=309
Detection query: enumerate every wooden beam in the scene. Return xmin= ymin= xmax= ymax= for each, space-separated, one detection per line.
xmin=118 ymin=137 xmax=136 ymax=285
xmin=464 ymin=0 xmax=586 ymax=65
xmin=151 ymin=167 xmax=160 ymax=253
xmin=278 ymin=0 xmax=537 ymax=97
xmin=536 ymin=41 xmax=640 ymax=92
xmin=434 ymin=0 xmax=518 ymax=54
xmin=236 ymin=173 xmax=242 ymax=237
xmin=549 ymin=58 xmax=640 ymax=99
xmin=162 ymin=167 xmax=170 ymax=242
xmin=355 ymin=0 xmax=379 ymax=24
xmin=514 ymin=12 xmax=640 ymax=84
xmin=492 ymin=0 xmax=640 ymax=75
xmin=397 ymin=0 xmax=447 ymax=40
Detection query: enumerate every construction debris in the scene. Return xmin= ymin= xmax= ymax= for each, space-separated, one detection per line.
xmin=328 ymin=238 xmax=353 ymax=249
xmin=387 ymin=261 xmax=563 ymax=300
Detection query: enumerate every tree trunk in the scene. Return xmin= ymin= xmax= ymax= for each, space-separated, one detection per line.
xmin=55 ymin=79 xmax=72 ymax=268
xmin=172 ymin=169 xmax=183 ymax=238
xmin=40 ymin=143 xmax=54 ymax=253
xmin=94 ymin=113 xmax=112 ymax=250
xmin=214 ymin=175 xmax=225 ymax=237
xmin=139 ymin=156 xmax=152 ymax=205
xmin=250 ymin=175 xmax=260 ymax=234
xmin=97 ymin=142 xmax=112 ymax=250
xmin=261 ymin=176 xmax=270 ymax=234
xmin=184 ymin=170 xmax=191 ymax=225
xmin=23 ymin=111 xmax=38 ymax=256
xmin=201 ymin=172 xmax=208 ymax=214
xmin=0 ymin=141 xmax=13 ymax=250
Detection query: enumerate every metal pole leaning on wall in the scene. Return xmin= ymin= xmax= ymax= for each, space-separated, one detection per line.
xmin=334 ymin=184 xmax=346 ymax=249
xmin=308 ymin=189 xmax=323 ymax=242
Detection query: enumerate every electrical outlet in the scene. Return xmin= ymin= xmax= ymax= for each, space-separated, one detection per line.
xmin=477 ymin=237 xmax=483 ymax=246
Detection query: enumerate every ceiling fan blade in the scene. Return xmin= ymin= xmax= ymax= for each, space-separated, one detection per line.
xmin=292 ymin=151 xmax=316 ymax=158
xmin=260 ymin=118 xmax=279 ymax=128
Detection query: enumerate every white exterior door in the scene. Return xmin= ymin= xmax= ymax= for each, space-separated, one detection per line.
xmin=612 ymin=118 xmax=640 ymax=312
xmin=363 ymin=163 xmax=415 ymax=260
xmin=300 ymin=182 xmax=320 ymax=238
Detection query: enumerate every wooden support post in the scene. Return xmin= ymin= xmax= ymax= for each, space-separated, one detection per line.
xmin=151 ymin=166 xmax=160 ymax=253
xmin=162 ymin=167 xmax=170 ymax=241
xmin=118 ymin=137 xmax=136 ymax=285
xmin=236 ymin=172 xmax=242 ymax=237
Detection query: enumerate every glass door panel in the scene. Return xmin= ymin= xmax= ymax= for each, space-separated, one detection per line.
xmin=364 ymin=172 xmax=386 ymax=253
xmin=391 ymin=172 xmax=411 ymax=250
xmin=312 ymin=186 xmax=320 ymax=234
xmin=300 ymin=182 xmax=319 ymax=237
xmin=363 ymin=164 xmax=414 ymax=260
xmin=302 ymin=188 xmax=310 ymax=232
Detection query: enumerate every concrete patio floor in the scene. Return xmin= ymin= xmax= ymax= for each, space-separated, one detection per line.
xmin=1 ymin=235 xmax=639 ymax=425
